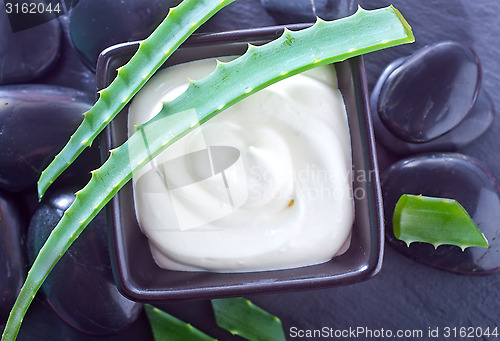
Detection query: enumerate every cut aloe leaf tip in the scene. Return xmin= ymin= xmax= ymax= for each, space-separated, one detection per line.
xmin=393 ymin=194 xmax=489 ymax=250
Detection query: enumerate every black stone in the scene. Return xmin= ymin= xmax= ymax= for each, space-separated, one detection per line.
xmin=382 ymin=153 xmax=500 ymax=274
xmin=370 ymin=42 xmax=494 ymax=155
xmin=68 ymin=0 xmax=180 ymax=70
xmin=0 ymin=84 xmax=100 ymax=193
xmin=27 ymin=190 xmax=142 ymax=335
xmin=261 ymin=0 xmax=358 ymax=23
xmin=0 ymin=192 xmax=26 ymax=326
xmin=0 ymin=8 xmax=61 ymax=84
xmin=379 ymin=41 xmax=479 ymax=143
xmin=37 ymin=15 xmax=96 ymax=96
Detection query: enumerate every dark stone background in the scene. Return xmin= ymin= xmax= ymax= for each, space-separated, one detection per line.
xmin=7 ymin=0 xmax=500 ymax=340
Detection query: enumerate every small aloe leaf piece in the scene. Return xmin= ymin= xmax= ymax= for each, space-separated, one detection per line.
xmin=2 ymin=7 xmax=413 ymax=341
xmin=144 ymin=304 xmax=216 ymax=341
xmin=212 ymin=297 xmax=286 ymax=341
xmin=393 ymin=194 xmax=489 ymax=250
xmin=37 ymin=0 xmax=237 ymax=199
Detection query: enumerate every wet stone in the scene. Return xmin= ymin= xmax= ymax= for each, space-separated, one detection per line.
xmin=382 ymin=153 xmax=500 ymax=274
xmin=0 ymin=84 xmax=100 ymax=193
xmin=0 ymin=192 xmax=26 ymax=326
xmin=261 ymin=0 xmax=358 ymax=23
xmin=0 ymin=9 xmax=61 ymax=84
xmin=68 ymin=0 xmax=180 ymax=69
xmin=27 ymin=190 xmax=142 ymax=335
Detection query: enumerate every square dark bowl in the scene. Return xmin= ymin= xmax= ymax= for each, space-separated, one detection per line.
xmin=97 ymin=24 xmax=384 ymax=302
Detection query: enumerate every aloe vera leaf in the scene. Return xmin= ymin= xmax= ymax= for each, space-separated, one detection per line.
xmin=144 ymin=304 xmax=217 ymax=341
xmin=2 ymin=7 xmax=413 ymax=341
xmin=2 ymin=110 xmax=198 ymax=341
xmin=144 ymin=5 xmax=413 ymax=136
xmin=212 ymin=297 xmax=286 ymax=341
xmin=37 ymin=0 xmax=237 ymax=199
xmin=393 ymin=194 xmax=489 ymax=250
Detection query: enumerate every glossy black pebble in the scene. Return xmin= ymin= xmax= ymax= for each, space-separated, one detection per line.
xmin=0 ymin=9 xmax=61 ymax=84
xmin=69 ymin=0 xmax=180 ymax=69
xmin=36 ymin=15 xmax=97 ymax=97
xmin=0 ymin=192 xmax=26 ymax=326
xmin=261 ymin=0 xmax=357 ymax=22
xmin=27 ymin=190 xmax=142 ymax=335
xmin=382 ymin=153 xmax=500 ymax=274
xmin=0 ymin=85 xmax=99 ymax=192
xmin=371 ymin=41 xmax=494 ymax=154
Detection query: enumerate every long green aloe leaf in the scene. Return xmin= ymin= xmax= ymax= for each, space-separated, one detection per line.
xmin=144 ymin=304 xmax=217 ymax=341
xmin=148 ymin=5 xmax=413 ymax=132
xmin=37 ymin=0 xmax=237 ymax=199
xmin=2 ymin=6 xmax=413 ymax=341
xmin=393 ymin=194 xmax=489 ymax=250
xmin=212 ymin=297 xmax=286 ymax=341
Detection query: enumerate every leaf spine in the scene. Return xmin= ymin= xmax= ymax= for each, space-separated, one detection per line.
xmin=97 ymin=88 xmax=107 ymax=97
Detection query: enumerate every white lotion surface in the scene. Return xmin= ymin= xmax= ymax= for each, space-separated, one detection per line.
xmin=129 ymin=58 xmax=354 ymax=272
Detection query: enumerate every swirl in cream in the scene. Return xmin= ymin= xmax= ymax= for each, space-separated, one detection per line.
xmin=128 ymin=58 xmax=353 ymax=272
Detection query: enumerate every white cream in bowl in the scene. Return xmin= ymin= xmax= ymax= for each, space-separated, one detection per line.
xmin=128 ymin=58 xmax=354 ymax=272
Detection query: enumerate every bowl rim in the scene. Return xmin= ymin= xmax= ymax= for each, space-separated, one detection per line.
xmin=97 ymin=24 xmax=384 ymax=302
